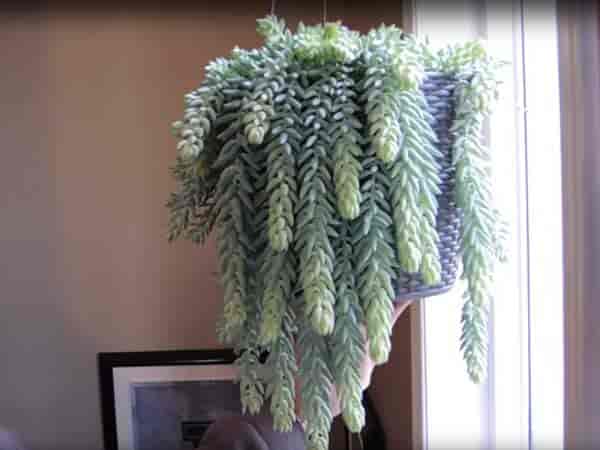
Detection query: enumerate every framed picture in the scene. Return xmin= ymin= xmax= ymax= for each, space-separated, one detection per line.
xmin=98 ymin=349 xmax=239 ymax=450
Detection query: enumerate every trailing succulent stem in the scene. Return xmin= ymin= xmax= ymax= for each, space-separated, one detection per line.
xmin=362 ymin=32 xmax=442 ymax=279
xmin=167 ymin=16 xmax=506 ymax=444
xmin=171 ymin=59 xmax=229 ymax=161
xmin=236 ymin=326 xmax=266 ymax=415
xmin=354 ymin=144 xmax=396 ymax=365
xmin=298 ymin=317 xmax=334 ymax=450
xmin=453 ymin=78 xmax=498 ymax=382
xmin=259 ymin=251 xmax=297 ymax=346
xmin=258 ymin=61 xmax=302 ymax=347
xmin=266 ymin=308 xmax=298 ymax=432
xmin=214 ymin=157 xmax=252 ymax=344
xmin=330 ymin=220 xmax=367 ymax=433
xmin=389 ymin=90 xmax=443 ymax=282
xmin=265 ymin=65 xmax=302 ymax=253
xmin=295 ymin=66 xmax=339 ymax=337
xmin=332 ymin=65 xmax=363 ymax=220
xmin=167 ymin=59 xmax=233 ymax=243
xmin=166 ymin=152 xmax=218 ymax=244
xmin=450 ymin=49 xmax=504 ymax=382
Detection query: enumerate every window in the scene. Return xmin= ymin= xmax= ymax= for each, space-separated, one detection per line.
xmin=406 ymin=1 xmax=564 ymax=448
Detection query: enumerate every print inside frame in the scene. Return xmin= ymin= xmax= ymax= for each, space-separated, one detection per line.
xmin=98 ymin=349 xmax=238 ymax=450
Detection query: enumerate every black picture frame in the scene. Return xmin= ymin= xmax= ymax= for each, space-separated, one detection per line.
xmin=98 ymin=349 xmax=236 ymax=450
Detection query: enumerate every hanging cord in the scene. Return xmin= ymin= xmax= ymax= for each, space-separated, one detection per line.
xmin=269 ymin=0 xmax=326 ymax=23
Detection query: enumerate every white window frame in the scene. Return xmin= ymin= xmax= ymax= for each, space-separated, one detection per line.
xmin=404 ymin=1 xmax=564 ymax=449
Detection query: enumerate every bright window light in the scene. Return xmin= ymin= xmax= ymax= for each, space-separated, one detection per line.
xmin=411 ymin=1 xmax=564 ymax=449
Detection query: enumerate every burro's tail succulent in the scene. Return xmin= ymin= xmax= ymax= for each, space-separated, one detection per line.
xmin=167 ymin=15 xmax=505 ymax=450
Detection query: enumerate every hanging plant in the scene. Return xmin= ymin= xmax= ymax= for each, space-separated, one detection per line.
xmin=167 ymin=16 xmax=506 ymax=450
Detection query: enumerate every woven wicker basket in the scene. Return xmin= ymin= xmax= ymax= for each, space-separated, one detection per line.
xmin=393 ymin=74 xmax=461 ymax=302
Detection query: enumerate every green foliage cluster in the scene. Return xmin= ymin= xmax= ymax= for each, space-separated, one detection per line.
xmin=168 ymin=16 xmax=505 ymax=450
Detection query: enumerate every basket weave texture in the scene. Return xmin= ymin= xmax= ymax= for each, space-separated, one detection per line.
xmin=393 ymin=74 xmax=461 ymax=302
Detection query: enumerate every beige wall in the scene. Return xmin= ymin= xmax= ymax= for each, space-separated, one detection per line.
xmin=0 ymin=3 xmax=410 ymax=449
